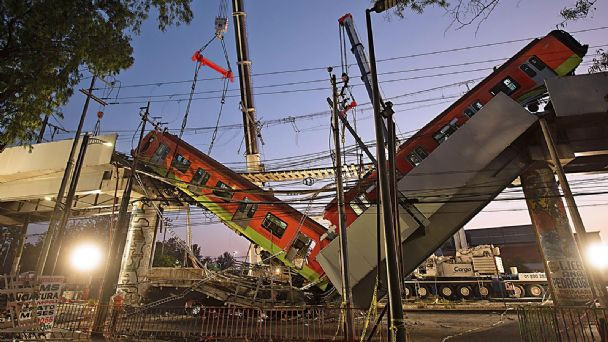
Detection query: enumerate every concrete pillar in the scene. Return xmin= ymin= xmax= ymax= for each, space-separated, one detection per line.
xmin=521 ymin=162 xmax=594 ymax=305
xmin=117 ymin=201 xmax=158 ymax=305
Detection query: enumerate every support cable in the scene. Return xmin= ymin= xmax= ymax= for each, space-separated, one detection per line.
xmin=179 ymin=36 xmax=217 ymax=139
xmin=208 ymin=39 xmax=233 ymax=155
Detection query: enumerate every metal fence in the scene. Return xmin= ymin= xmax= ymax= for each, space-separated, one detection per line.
xmin=1 ymin=303 xmax=389 ymax=341
xmin=0 ymin=303 xmax=98 ymax=340
xmin=114 ymin=305 xmax=388 ymax=341
xmin=518 ymin=306 xmax=608 ymax=341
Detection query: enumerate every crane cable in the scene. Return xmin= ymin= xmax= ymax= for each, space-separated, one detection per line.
xmin=179 ymin=35 xmax=217 ymax=139
xmin=208 ymin=38 xmax=233 ymax=155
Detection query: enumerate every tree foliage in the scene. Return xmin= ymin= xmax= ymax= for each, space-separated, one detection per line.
xmin=18 ymin=215 xmax=113 ymax=273
xmin=588 ymin=49 xmax=608 ymax=73
xmin=560 ymin=0 xmax=597 ymax=23
xmin=215 ymin=251 xmax=236 ymax=270
xmin=391 ymin=0 xmax=601 ymax=30
xmin=0 ymin=0 xmax=193 ymax=148
xmin=152 ymin=237 xmax=203 ymax=267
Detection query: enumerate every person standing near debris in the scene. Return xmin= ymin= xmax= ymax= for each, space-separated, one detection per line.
xmin=109 ymin=289 xmax=124 ymax=334
xmin=184 ymin=299 xmax=194 ymax=316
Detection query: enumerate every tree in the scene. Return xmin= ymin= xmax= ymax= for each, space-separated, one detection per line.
xmin=390 ymin=0 xmax=601 ymax=30
xmin=152 ymin=237 xmax=202 ymax=267
xmin=20 ymin=237 xmax=43 ymax=272
xmin=588 ymin=49 xmax=608 ymax=73
xmin=0 ymin=0 xmax=193 ymax=148
xmin=153 ymin=237 xmax=182 ymax=267
xmin=215 ymin=251 xmax=235 ymax=270
xmin=17 ymin=215 xmax=112 ymax=273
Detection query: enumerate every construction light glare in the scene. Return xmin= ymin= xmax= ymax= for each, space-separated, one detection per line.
xmin=70 ymin=243 xmax=102 ymax=272
xmin=586 ymin=243 xmax=608 ymax=269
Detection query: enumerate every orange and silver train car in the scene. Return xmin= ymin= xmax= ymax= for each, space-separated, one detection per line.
xmin=323 ymin=30 xmax=588 ymax=229
xmin=137 ymin=30 xmax=586 ymax=290
xmin=137 ymin=132 xmax=330 ymax=287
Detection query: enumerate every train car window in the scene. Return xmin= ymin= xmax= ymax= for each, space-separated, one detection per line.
xmin=247 ymin=203 xmax=258 ymax=218
xmin=286 ymin=232 xmax=313 ymax=269
xmin=415 ymin=146 xmax=428 ymax=159
xmin=237 ymin=198 xmax=258 ymax=218
xmin=473 ymin=101 xmax=483 ymax=110
xmin=464 ymin=108 xmax=476 ymax=118
xmin=213 ymin=181 xmax=234 ymax=200
xmin=407 ymin=153 xmax=423 ymax=167
xmin=140 ymin=136 xmax=155 ymax=153
xmin=261 ymin=213 xmax=287 ymax=238
xmin=151 ymin=144 xmax=170 ymax=165
xmin=349 ymin=200 xmax=365 ymax=216
xmin=171 ymin=154 xmax=191 ymax=173
xmin=528 ymin=56 xmax=546 ymax=71
xmin=520 ymin=64 xmax=537 ymax=78
xmin=503 ymin=77 xmax=519 ymax=93
xmin=407 ymin=146 xmax=429 ymax=166
xmin=433 ymin=132 xmax=445 ymax=143
xmin=355 ymin=194 xmax=371 ymax=211
xmin=192 ymin=168 xmax=210 ymax=185
xmin=433 ymin=121 xmax=458 ymax=144
xmin=489 ymin=76 xmax=520 ymax=96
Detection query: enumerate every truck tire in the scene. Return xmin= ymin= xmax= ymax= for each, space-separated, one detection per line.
xmin=526 ymin=284 xmax=544 ymax=297
xmin=404 ymin=285 xmax=413 ymax=298
xmin=476 ymin=284 xmax=491 ymax=298
xmin=512 ymin=285 xmax=525 ymax=298
xmin=457 ymin=285 xmax=473 ymax=299
xmin=439 ymin=285 xmax=454 ymax=299
xmin=417 ymin=286 xmax=429 ymax=299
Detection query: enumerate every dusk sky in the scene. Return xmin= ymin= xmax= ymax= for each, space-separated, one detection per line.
xmin=39 ymin=0 xmax=608 ymax=257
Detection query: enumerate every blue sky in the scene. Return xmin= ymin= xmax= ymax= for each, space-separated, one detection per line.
xmin=43 ymin=0 xmax=608 ymax=257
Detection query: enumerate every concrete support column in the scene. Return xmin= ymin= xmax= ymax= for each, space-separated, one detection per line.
xmin=117 ymin=201 xmax=158 ymax=305
xmin=521 ymin=162 xmax=594 ymax=305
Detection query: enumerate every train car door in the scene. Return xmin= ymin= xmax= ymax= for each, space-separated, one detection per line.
xmin=232 ymin=198 xmax=257 ymax=228
xmin=286 ymin=232 xmax=315 ymax=269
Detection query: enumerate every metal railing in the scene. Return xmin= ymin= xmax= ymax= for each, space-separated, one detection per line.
xmin=0 ymin=303 xmax=98 ymax=340
xmin=1 ymin=303 xmax=388 ymax=341
xmin=518 ymin=306 xmax=608 ymax=341
xmin=113 ymin=305 xmax=388 ymax=341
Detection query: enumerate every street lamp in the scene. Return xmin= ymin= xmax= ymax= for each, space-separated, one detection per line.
xmin=70 ymin=242 xmax=102 ymax=272
xmin=70 ymin=242 xmax=102 ymax=300
xmin=586 ymin=243 xmax=608 ymax=270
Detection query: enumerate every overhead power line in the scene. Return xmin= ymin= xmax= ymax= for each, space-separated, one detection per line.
xmin=94 ymin=26 xmax=608 ymax=91
xmin=101 ymin=48 xmax=605 ymax=104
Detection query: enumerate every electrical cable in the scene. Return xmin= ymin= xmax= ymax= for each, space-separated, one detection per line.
xmin=94 ymin=26 xmax=608 ymax=91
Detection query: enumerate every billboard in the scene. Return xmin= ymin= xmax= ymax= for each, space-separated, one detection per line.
xmin=0 ymin=274 xmax=64 ymax=339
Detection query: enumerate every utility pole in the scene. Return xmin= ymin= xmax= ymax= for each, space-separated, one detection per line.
xmin=48 ymin=133 xmax=91 ymax=274
xmin=184 ymin=205 xmax=192 ymax=267
xmin=38 ymin=115 xmax=49 ymax=143
xmin=232 ymin=0 xmax=262 ymax=173
xmin=92 ymin=102 xmax=149 ymax=334
xmin=538 ymin=116 xmax=608 ymax=307
xmin=365 ymin=8 xmax=407 ymax=341
xmin=330 ymin=71 xmax=355 ymax=341
xmin=11 ymin=217 xmax=29 ymax=275
xmin=36 ymin=75 xmax=96 ymax=275
xmin=386 ymin=113 xmax=404 ymax=286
